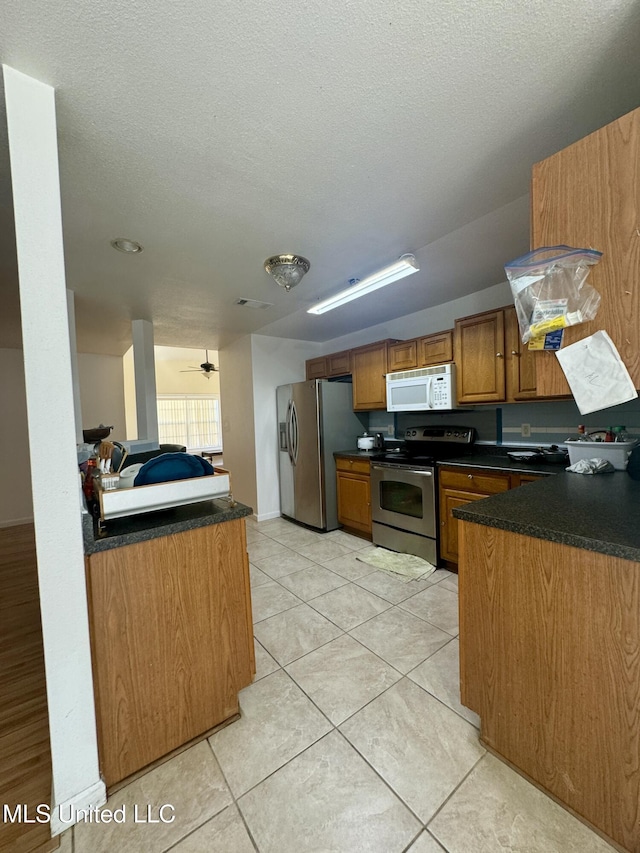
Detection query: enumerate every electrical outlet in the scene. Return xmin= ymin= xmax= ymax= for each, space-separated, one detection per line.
xmin=521 ymin=423 xmax=531 ymax=438
xmin=387 ymin=425 xmax=394 ymax=435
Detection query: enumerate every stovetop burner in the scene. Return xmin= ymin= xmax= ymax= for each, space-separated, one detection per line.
xmin=372 ymin=425 xmax=475 ymax=468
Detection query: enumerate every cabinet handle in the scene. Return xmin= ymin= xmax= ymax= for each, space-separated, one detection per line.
xmin=511 ymin=350 xmax=520 ymax=357
xmin=467 ymin=474 xmax=473 ymax=479
xmin=496 ymin=352 xmax=503 ymax=358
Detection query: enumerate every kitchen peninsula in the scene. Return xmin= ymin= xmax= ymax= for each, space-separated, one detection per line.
xmin=455 ymin=472 xmax=640 ymax=852
xmin=83 ymin=498 xmax=255 ymax=788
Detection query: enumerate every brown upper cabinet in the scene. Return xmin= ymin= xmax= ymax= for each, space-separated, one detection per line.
xmin=387 ymin=330 xmax=454 ymax=373
xmin=531 ymin=106 xmax=640 ymax=396
xmin=505 ymin=307 xmax=537 ymax=401
xmin=419 ymin=330 xmax=453 ymax=366
xmin=387 ymin=339 xmax=418 ymax=372
xmin=351 ymin=340 xmax=397 ymax=411
xmin=305 ymin=356 xmax=327 ymax=380
xmin=326 ymin=349 xmax=351 ymax=377
xmin=455 ymin=307 xmax=537 ymax=404
xmin=455 ymin=309 xmax=507 ymax=404
xmin=305 ymin=350 xmax=351 ymax=380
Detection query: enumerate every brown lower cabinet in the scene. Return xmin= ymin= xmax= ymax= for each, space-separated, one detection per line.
xmin=336 ymin=457 xmax=372 ymax=537
xmin=459 ymin=521 xmax=640 ymax=853
xmin=85 ymin=518 xmax=255 ymax=787
xmin=439 ymin=467 xmax=544 ymax=564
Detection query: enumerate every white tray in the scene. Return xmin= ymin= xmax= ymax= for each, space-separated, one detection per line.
xmin=97 ymin=471 xmax=231 ymax=520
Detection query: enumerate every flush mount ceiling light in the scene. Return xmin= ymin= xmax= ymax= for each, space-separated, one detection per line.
xmin=307 ymin=254 xmax=419 ymax=315
xmin=264 ymin=254 xmax=310 ymax=291
xmin=111 ymin=237 xmax=144 ymax=254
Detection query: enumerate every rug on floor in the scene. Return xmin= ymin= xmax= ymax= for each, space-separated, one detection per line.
xmin=356 ymin=547 xmax=437 ymax=581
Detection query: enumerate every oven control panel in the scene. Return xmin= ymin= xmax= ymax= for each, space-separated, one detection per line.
xmin=404 ymin=425 xmax=474 ymax=444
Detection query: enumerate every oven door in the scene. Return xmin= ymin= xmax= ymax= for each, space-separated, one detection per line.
xmin=370 ymin=463 xmax=436 ymax=538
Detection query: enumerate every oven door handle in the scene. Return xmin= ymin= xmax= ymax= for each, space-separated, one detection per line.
xmin=371 ymin=464 xmax=433 ymax=476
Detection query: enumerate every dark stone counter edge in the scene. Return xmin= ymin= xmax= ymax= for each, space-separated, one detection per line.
xmin=438 ymin=457 xmax=565 ymax=476
xmin=83 ymin=498 xmax=253 ymax=555
xmin=453 ymin=504 xmax=640 ymax=563
xmin=334 ymin=450 xmax=565 ymax=476
xmin=334 ymin=450 xmax=381 ymax=459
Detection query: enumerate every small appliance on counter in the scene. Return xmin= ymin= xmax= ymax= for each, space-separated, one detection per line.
xmin=357 ymin=432 xmax=375 ymax=450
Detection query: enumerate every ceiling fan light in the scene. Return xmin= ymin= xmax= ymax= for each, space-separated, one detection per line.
xmin=264 ymin=254 xmax=310 ymax=291
xmin=307 ymin=254 xmax=419 ymax=315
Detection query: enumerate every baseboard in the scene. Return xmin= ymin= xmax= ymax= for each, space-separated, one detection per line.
xmin=50 ymin=778 xmax=107 ymax=835
xmin=0 ymin=515 xmax=34 ymax=528
xmin=254 ymin=510 xmax=281 ymax=522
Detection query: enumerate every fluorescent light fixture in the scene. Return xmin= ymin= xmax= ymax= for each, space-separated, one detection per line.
xmin=307 ymin=254 xmax=419 ymax=315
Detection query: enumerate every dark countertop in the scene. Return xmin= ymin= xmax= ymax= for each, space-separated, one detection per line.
xmin=438 ymin=453 xmax=565 ymax=477
xmin=83 ymin=497 xmax=252 ymax=555
xmin=453 ymin=470 xmax=640 ymax=562
xmin=334 ymin=449 xmax=380 ymax=460
xmin=336 ymin=446 xmax=567 ymax=476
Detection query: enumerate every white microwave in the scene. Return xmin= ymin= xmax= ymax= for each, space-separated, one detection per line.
xmin=386 ymin=363 xmax=457 ymax=412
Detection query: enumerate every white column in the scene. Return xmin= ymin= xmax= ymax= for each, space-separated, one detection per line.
xmin=67 ymin=290 xmax=84 ymax=444
xmin=3 ymin=65 xmax=105 ymax=831
xmin=132 ymin=319 xmax=159 ymax=442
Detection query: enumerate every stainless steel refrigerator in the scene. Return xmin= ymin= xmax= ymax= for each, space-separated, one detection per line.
xmin=277 ymin=380 xmax=366 ymax=531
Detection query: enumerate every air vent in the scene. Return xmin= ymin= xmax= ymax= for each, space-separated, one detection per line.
xmin=235 ymin=298 xmax=273 ymax=309
xmin=387 ymin=364 xmax=451 ymax=382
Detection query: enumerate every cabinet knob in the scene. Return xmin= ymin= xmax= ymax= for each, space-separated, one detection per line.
xmin=496 ymin=352 xmax=503 ymax=358
xmin=467 ymin=474 xmax=473 ymax=479
xmin=511 ymin=350 xmax=520 ymax=357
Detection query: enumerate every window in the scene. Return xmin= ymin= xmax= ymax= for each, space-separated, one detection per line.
xmin=156 ymin=395 xmax=222 ymax=452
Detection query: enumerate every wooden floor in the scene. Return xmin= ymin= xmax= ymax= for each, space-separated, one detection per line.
xmin=0 ymin=524 xmax=58 ymax=853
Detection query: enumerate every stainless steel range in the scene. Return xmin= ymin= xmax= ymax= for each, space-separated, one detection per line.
xmin=370 ymin=425 xmax=475 ymax=564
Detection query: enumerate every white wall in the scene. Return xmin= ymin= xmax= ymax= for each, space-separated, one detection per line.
xmin=320 ymin=281 xmax=512 ymax=353
xmin=77 ymin=352 xmax=127 ymax=442
xmin=251 ymin=335 xmax=320 ymax=519
xmin=218 ymin=334 xmax=321 ymax=518
xmin=0 ymin=348 xmax=33 ymax=525
xmin=219 ymin=335 xmax=259 ymax=512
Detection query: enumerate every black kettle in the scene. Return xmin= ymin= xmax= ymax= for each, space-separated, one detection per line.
xmin=373 ymin=432 xmax=385 ymax=450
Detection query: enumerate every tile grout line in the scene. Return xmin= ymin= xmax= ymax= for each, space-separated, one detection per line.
xmin=201 ymin=741 xmax=262 ymax=852
xmin=421 ymin=752 xmax=487 ymax=837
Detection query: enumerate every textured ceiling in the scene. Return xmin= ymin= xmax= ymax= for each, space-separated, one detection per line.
xmin=1 ymin=0 xmax=640 ymax=355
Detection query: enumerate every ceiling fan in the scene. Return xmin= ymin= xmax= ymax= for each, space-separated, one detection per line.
xmin=180 ymin=350 xmax=218 ymax=379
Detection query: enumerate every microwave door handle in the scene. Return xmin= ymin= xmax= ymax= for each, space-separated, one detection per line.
xmin=428 ymin=376 xmax=434 ymax=409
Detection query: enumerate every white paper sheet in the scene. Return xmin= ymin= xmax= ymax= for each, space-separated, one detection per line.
xmin=555 ymin=330 xmax=637 ymax=415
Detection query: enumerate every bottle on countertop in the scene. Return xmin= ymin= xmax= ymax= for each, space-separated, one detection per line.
xmin=577 ymin=425 xmax=589 ymax=441
xmin=605 ymin=427 xmax=615 ymax=442
xmin=82 ymin=457 xmax=97 ymax=501
xmin=613 ymin=425 xmax=631 ymax=442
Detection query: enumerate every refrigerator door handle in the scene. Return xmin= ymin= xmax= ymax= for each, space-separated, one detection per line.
xmin=286 ymin=401 xmax=294 ymax=464
xmin=290 ymin=400 xmax=299 ymax=465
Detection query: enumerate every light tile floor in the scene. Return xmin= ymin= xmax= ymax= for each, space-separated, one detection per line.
xmin=67 ymin=516 xmax=616 ymax=853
